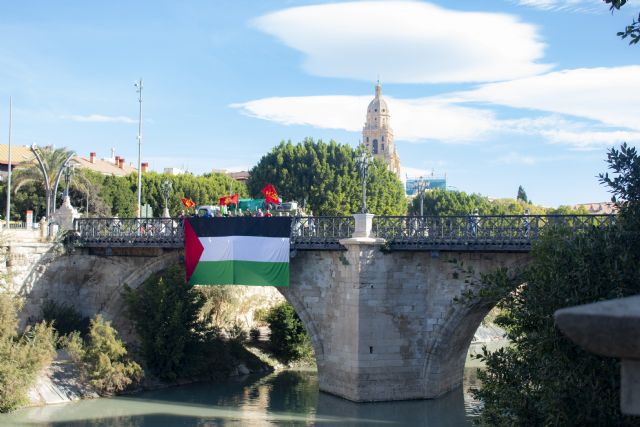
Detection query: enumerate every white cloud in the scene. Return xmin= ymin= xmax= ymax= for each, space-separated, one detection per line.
xmin=500 ymin=116 xmax=640 ymax=149
xmin=252 ymin=1 xmax=551 ymax=83
xmin=457 ymin=66 xmax=640 ymax=132
xmin=495 ymin=151 xmax=539 ymax=165
xmin=232 ymin=94 xmax=497 ymax=142
xmin=63 ymin=114 xmax=136 ymax=124
xmin=513 ymin=0 xmax=601 ymax=12
xmin=233 ymin=92 xmax=640 ymax=150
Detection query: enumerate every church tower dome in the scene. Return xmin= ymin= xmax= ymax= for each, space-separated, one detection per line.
xmin=362 ymin=82 xmax=401 ymax=177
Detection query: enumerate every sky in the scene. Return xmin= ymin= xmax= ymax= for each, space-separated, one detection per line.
xmin=0 ymin=0 xmax=639 ymax=207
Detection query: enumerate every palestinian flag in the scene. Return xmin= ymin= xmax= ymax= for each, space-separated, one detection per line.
xmin=184 ymin=217 xmax=292 ymax=287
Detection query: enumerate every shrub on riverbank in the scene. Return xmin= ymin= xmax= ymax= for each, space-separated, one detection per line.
xmin=124 ymin=266 xmax=268 ymax=382
xmin=473 ymin=144 xmax=640 ymax=426
xmin=0 ymin=293 xmax=57 ymax=413
xmin=62 ymin=315 xmax=143 ymax=395
xmin=41 ymin=299 xmax=90 ymax=337
xmin=266 ymin=302 xmax=313 ymax=364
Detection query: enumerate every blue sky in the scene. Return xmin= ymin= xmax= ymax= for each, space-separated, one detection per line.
xmin=1 ymin=0 xmax=639 ymax=206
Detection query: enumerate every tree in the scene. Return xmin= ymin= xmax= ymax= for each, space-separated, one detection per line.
xmin=12 ymin=146 xmax=75 ymax=218
xmin=408 ymin=189 xmax=493 ymax=216
xmin=516 ymin=185 xmax=528 ymax=203
xmin=605 ymin=0 xmax=640 ymax=45
xmin=247 ymin=139 xmax=406 ymax=216
xmin=124 ymin=266 xmax=207 ymax=381
xmin=266 ymin=302 xmax=313 ymax=363
xmin=472 ymin=144 xmax=640 ymax=425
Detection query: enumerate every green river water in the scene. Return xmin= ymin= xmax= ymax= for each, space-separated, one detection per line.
xmin=0 ymin=367 xmax=482 ymax=427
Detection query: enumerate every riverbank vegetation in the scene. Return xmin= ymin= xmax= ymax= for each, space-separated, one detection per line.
xmin=266 ymin=302 xmax=314 ymax=365
xmin=472 ymin=144 xmax=640 ymax=426
xmin=62 ymin=316 xmax=143 ymax=394
xmin=124 ymin=266 xmax=269 ymax=382
xmin=0 ymin=293 xmax=57 ymax=413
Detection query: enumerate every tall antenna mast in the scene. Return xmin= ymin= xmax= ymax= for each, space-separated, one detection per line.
xmin=134 ymin=79 xmax=143 ymax=218
xmin=5 ymin=97 xmax=12 ymax=227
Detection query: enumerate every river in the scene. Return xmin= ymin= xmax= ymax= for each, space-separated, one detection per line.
xmin=1 ymin=368 xmax=481 ymax=426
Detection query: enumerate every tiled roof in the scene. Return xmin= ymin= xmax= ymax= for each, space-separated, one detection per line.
xmin=0 ymin=145 xmax=35 ymax=165
xmin=74 ymin=156 xmax=137 ymax=176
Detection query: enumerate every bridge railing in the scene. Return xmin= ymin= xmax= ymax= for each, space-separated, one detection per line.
xmin=291 ymin=216 xmax=355 ymax=249
xmin=74 ymin=217 xmax=184 ymax=248
xmin=73 ymin=214 xmax=616 ymax=251
xmin=372 ymin=214 xmax=615 ymax=251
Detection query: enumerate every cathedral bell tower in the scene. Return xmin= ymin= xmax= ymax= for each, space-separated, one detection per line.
xmin=362 ymin=82 xmax=401 ymax=177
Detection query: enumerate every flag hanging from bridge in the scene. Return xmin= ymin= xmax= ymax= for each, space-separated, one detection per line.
xmin=184 ymin=217 xmax=292 ymax=287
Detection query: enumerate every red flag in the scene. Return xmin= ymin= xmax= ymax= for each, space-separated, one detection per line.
xmin=261 ymin=184 xmax=280 ymax=205
xmin=219 ymin=194 xmax=239 ymax=206
xmin=181 ymin=197 xmax=196 ymax=209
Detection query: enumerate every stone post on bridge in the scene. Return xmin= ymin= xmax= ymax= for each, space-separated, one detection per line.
xmin=51 ymin=196 xmax=80 ymax=233
xmin=284 ymin=212 xmax=529 ymax=402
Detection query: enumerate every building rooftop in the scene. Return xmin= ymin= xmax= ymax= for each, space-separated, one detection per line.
xmin=74 ymin=152 xmax=137 ymax=176
xmin=0 ymin=145 xmax=35 ymax=165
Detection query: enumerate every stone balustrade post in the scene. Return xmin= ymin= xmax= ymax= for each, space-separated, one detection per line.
xmin=555 ymin=295 xmax=640 ymax=415
xmin=352 ymin=213 xmax=375 ymax=239
xmin=39 ymin=217 xmax=48 ymax=242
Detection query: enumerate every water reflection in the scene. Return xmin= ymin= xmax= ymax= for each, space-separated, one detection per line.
xmin=1 ymin=369 xmax=479 ymax=427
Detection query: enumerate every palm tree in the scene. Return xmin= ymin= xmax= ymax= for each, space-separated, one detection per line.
xmin=13 ymin=145 xmax=75 ymax=218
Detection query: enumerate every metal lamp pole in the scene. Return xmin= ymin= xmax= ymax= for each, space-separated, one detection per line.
xmin=416 ymin=176 xmax=428 ymax=217
xmin=5 ymin=97 xmax=12 ymax=227
xmin=358 ymin=152 xmax=370 ymax=214
xmin=62 ymin=163 xmax=74 ymax=199
xmin=161 ymin=179 xmax=172 ymax=218
xmin=134 ymin=79 xmax=143 ymax=218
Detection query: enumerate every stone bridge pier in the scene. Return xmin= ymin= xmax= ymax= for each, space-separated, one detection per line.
xmin=283 ymin=237 xmax=528 ymax=402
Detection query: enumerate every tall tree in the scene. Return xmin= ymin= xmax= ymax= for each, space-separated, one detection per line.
xmin=473 ymin=144 xmax=640 ymax=425
xmin=12 ymin=146 xmax=75 ymax=218
xmin=247 ymin=139 xmax=406 ymax=216
xmin=516 ymin=185 xmax=528 ymax=203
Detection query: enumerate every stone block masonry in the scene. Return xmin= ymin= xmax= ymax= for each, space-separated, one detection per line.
xmin=285 ymin=239 xmax=528 ymax=402
xmin=5 ymin=233 xmax=529 ymax=402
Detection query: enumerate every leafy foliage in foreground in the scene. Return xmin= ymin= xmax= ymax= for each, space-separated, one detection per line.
xmin=266 ymin=302 xmax=313 ymax=364
xmin=0 ymin=293 xmax=57 ymax=413
xmin=473 ymin=144 xmax=640 ymax=426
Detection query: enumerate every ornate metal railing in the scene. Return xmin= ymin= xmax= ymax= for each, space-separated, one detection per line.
xmin=73 ymin=215 xmax=615 ymax=252
xmin=74 ymin=217 xmax=184 ymax=248
xmin=290 ymin=216 xmax=355 ymax=250
xmin=373 ymin=214 xmax=615 ymax=251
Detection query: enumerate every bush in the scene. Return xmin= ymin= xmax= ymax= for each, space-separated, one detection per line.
xmin=226 ymin=322 xmax=248 ymax=344
xmin=61 ymin=316 xmax=143 ymax=395
xmin=249 ymin=328 xmax=261 ymax=341
xmin=266 ymin=302 xmax=313 ymax=364
xmin=41 ymin=299 xmax=90 ymax=337
xmin=0 ymin=293 xmax=57 ymax=412
xmin=124 ymin=266 xmax=209 ymax=381
xmin=473 ymin=144 xmax=640 ymax=426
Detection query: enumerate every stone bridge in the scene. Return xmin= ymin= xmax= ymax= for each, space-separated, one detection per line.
xmin=1 ymin=214 xmax=613 ymax=402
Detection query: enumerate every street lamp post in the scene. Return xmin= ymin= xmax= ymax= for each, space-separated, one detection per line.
xmin=357 ymin=151 xmax=370 ymax=214
xmin=5 ymin=97 xmax=12 ymax=228
xmin=62 ymin=163 xmax=75 ymax=200
xmin=134 ymin=79 xmax=143 ymax=218
xmin=161 ymin=179 xmax=172 ymax=218
xmin=415 ymin=176 xmax=429 ymax=217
